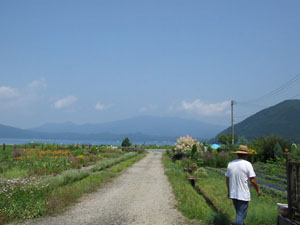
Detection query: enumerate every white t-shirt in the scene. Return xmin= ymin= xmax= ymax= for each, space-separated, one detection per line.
xmin=225 ymin=159 xmax=256 ymax=201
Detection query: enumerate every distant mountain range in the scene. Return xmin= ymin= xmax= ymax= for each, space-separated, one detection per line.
xmin=218 ymin=99 xmax=300 ymax=143
xmin=3 ymin=99 xmax=299 ymax=144
xmin=30 ymin=116 xmax=225 ymax=139
xmin=0 ymin=116 xmax=226 ymax=143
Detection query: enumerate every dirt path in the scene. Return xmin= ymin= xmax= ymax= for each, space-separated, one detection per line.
xmin=19 ymin=150 xmax=190 ymax=225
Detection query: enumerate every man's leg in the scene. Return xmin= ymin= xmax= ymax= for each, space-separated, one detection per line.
xmin=232 ymin=199 xmax=249 ymax=225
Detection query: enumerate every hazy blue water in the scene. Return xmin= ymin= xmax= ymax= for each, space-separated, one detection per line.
xmin=0 ymin=138 xmax=174 ymax=146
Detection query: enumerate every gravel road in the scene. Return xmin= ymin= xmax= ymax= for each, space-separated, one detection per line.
xmin=19 ymin=150 xmax=190 ymax=225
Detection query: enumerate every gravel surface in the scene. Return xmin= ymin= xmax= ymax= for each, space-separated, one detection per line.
xmin=18 ymin=150 xmax=190 ymax=225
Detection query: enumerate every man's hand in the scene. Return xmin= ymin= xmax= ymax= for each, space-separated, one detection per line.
xmin=250 ymin=177 xmax=262 ymax=196
xmin=257 ymin=189 xmax=262 ymax=196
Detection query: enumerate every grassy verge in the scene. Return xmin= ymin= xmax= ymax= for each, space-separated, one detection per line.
xmin=1 ymin=152 xmax=146 ymax=224
xmin=196 ymin=170 xmax=280 ymax=225
xmin=91 ymin=152 xmax=138 ymax=172
xmin=162 ymin=155 xmax=223 ymax=225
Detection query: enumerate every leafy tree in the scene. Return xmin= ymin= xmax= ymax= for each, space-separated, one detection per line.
xmin=274 ymin=142 xmax=283 ymax=158
xmin=121 ymin=137 xmax=132 ymax=147
xmin=217 ymin=133 xmax=238 ymax=145
xmin=250 ymin=135 xmax=291 ymax=162
xmin=238 ymin=136 xmax=248 ymax=145
xmin=291 ymin=144 xmax=300 ymax=160
xmin=191 ymin=144 xmax=198 ymax=159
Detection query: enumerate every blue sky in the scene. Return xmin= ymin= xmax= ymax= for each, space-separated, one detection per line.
xmin=1 ymin=0 xmax=300 ymax=128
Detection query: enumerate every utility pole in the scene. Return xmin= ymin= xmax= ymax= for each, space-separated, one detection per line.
xmin=231 ymin=100 xmax=235 ymax=145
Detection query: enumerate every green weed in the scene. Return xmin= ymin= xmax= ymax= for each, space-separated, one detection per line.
xmin=0 ymin=167 xmax=28 ymax=179
xmin=162 ymin=155 xmax=216 ymax=224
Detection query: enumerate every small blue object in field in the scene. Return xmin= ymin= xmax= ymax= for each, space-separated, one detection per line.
xmin=211 ymin=144 xmax=221 ymax=149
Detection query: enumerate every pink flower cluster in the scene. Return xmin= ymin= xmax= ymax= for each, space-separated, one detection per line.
xmin=0 ymin=177 xmax=50 ymax=200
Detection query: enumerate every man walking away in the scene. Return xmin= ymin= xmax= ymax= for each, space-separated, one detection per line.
xmin=225 ymin=145 xmax=262 ymax=225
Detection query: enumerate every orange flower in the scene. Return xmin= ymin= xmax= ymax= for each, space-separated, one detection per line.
xmin=285 ymin=148 xmax=289 ymax=152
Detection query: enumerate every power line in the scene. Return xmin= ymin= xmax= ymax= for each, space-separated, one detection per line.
xmin=234 ymin=114 xmax=254 ymax=119
xmin=235 ymin=102 xmax=267 ymax=108
xmin=239 ymin=73 xmax=300 ymax=104
xmin=290 ymin=93 xmax=300 ymax=99
xmin=230 ymin=73 xmax=300 ymax=136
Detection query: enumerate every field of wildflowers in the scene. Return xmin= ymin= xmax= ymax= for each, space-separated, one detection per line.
xmin=0 ymin=144 xmax=122 ymax=177
xmin=0 ymin=143 xmax=144 ymax=223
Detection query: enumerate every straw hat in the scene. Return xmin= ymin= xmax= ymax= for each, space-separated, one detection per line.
xmin=234 ymin=145 xmax=249 ymax=154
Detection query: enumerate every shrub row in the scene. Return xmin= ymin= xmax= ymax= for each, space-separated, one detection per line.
xmin=41 ymin=169 xmax=90 ymax=188
xmin=90 ymin=152 xmax=138 ymax=172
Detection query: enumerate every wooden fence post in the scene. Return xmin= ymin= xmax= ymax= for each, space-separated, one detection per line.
xmin=24 ymin=144 xmax=26 ymax=150
xmin=3 ymin=143 xmax=5 ymax=151
xmin=14 ymin=144 xmax=16 ymax=150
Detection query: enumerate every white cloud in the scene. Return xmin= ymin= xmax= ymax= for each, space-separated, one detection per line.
xmin=181 ymin=99 xmax=231 ymax=116
xmin=54 ymin=95 xmax=77 ymax=109
xmin=95 ymin=103 xmax=105 ymax=111
xmin=139 ymin=106 xmax=148 ymax=113
xmin=0 ymin=86 xmax=19 ymax=100
xmin=0 ymin=80 xmax=47 ymax=110
xmin=139 ymin=104 xmax=157 ymax=113
xmin=28 ymin=79 xmax=47 ymax=89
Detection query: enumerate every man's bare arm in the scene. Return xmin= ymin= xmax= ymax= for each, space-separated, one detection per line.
xmin=250 ymin=177 xmax=262 ymax=196
xmin=226 ymin=177 xmax=230 ymax=198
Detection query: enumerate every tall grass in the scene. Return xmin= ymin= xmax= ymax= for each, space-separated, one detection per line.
xmin=196 ymin=170 xmax=279 ymax=225
xmin=0 ymin=167 xmax=28 ymax=179
xmin=162 ymin=155 xmax=217 ymax=224
xmin=91 ymin=152 xmax=138 ymax=172
xmin=41 ymin=169 xmax=90 ymax=188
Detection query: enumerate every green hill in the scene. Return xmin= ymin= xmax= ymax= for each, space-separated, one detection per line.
xmin=219 ymin=99 xmax=300 ymax=143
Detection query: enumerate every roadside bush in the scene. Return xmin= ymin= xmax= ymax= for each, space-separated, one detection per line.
xmin=273 ymin=142 xmax=283 ymax=158
xmin=41 ymin=169 xmax=90 ymax=188
xmin=90 ymin=152 xmax=137 ymax=172
xmin=193 ymin=167 xmax=208 ymax=178
xmin=196 ymin=157 xmax=204 ymax=167
xmin=181 ymin=157 xmax=197 ymax=170
xmin=291 ymin=144 xmax=300 ymax=160
xmin=264 ymin=157 xmax=285 ymax=176
xmin=171 ymin=152 xmax=185 ymax=161
xmin=173 ymin=135 xmax=203 ymax=154
xmin=191 ymin=144 xmax=198 ymax=159
xmin=216 ymin=151 xmax=231 ymax=168
xmin=202 ymin=152 xmax=217 ymax=167
xmin=250 ymin=135 xmax=291 ymax=162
